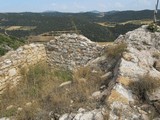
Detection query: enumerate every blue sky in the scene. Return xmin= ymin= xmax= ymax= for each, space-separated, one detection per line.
xmin=0 ymin=0 xmax=157 ymax=13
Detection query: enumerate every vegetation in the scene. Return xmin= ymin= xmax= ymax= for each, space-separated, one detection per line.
xmin=152 ymin=51 xmax=160 ymax=59
xmin=0 ymin=10 xmax=159 ymax=42
xmin=129 ymin=74 xmax=160 ymax=101
xmin=0 ymin=34 xmax=24 ymax=56
xmin=105 ymin=42 xmax=127 ymax=58
xmin=147 ymin=22 xmax=160 ymax=32
xmin=0 ymin=63 xmax=103 ymax=119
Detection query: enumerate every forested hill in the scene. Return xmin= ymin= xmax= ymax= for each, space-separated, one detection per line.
xmin=0 ymin=10 xmax=159 ymax=42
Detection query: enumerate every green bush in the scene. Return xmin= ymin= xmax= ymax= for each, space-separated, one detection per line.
xmin=0 ymin=47 xmax=8 ymax=56
xmin=147 ymin=23 xmax=160 ymax=32
xmin=0 ymin=34 xmax=24 ymax=56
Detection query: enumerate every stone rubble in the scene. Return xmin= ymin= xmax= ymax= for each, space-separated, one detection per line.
xmin=46 ymin=33 xmax=104 ymax=70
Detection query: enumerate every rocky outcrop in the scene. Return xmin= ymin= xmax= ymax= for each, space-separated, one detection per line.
xmin=59 ymin=26 xmax=160 ymax=119
xmin=59 ymin=108 xmax=106 ymax=120
xmin=46 ymin=34 xmax=103 ymax=70
xmin=0 ymin=44 xmax=46 ymax=92
xmin=107 ymin=26 xmax=160 ymax=119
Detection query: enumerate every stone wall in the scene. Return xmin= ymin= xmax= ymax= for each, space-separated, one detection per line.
xmin=0 ymin=34 xmax=104 ymax=92
xmin=46 ymin=34 xmax=103 ymax=70
xmin=0 ymin=43 xmax=46 ymax=92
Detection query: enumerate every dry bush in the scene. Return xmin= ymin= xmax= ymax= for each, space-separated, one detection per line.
xmin=41 ymin=66 xmax=103 ymax=114
xmin=105 ymin=42 xmax=127 ymax=58
xmin=0 ymin=62 xmax=58 ymax=119
xmin=129 ymin=74 xmax=160 ymax=101
xmin=15 ymin=102 xmax=40 ymax=120
xmin=152 ymin=51 xmax=160 ymax=59
xmin=0 ymin=63 xmax=103 ymax=119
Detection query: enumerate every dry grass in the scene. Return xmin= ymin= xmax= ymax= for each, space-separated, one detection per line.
xmin=152 ymin=51 xmax=160 ymax=59
xmin=129 ymin=74 xmax=160 ymax=101
xmin=0 ymin=63 xmax=103 ymax=119
xmin=27 ymin=35 xmax=55 ymax=42
xmin=105 ymin=42 xmax=127 ymax=58
xmin=6 ymin=26 xmax=36 ymax=31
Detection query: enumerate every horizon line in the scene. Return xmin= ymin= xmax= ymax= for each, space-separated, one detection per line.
xmin=0 ymin=9 xmax=156 ymax=14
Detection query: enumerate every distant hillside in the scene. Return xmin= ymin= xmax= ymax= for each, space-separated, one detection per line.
xmin=0 ymin=10 xmax=158 ymax=42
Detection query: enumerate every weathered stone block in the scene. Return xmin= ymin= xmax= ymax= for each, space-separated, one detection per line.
xmin=8 ymin=68 xmax=17 ymax=77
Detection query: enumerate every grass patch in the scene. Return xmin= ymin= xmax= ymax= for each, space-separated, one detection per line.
xmin=54 ymin=69 xmax=72 ymax=82
xmin=129 ymin=74 xmax=160 ymax=101
xmin=105 ymin=42 xmax=127 ymax=58
xmin=0 ymin=63 xmax=103 ymax=119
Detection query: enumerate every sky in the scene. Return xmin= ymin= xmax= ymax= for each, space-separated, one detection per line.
xmin=0 ymin=0 xmax=158 ymax=13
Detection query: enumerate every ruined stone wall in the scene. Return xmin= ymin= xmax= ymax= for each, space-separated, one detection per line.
xmin=0 ymin=44 xmax=46 ymax=92
xmin=0 ymin=34 xmax=104 ymax=92
xmin=46 ymin=34 xmax=103 ymax=70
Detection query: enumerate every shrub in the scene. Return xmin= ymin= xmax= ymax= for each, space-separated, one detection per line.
xmin=129 ymin=74 xmax=160 ymax=101
xmin=147 ymin=23 xmax=160 ymax=32
xmin=105 ymin=42 xmax=127 ymax=58
xmin=0 ymin=34 xmax=24 ymax=56
xmin=15 ymin=102 xmax=40 ymax=120
xmin=0 ymin=47 xmax=8 ymax=56
xmin=0 ymin=62 xmax=55 ymax=119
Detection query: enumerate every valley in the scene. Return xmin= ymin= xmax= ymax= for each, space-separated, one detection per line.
xmin=0 ymin=10 xmax=159 ymax=43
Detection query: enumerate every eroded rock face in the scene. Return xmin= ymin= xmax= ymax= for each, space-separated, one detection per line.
xmin=107 ymin=26 xmax=160 ymax=119
xmin=63 ymin=26 xmax=160 ymax=120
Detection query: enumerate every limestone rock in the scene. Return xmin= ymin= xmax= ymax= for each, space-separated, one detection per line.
xmin=8 ymin=68 xmax=17 ymax=77
xmin=100 ymin=72 xmax=112 ymax=80
xmin=109 ymin=102 xmax=141 ymax=120
xmin=59 ymin=81 xmax=72 ymax=87
xmin=60 ymin=109 xmax=104 ymax=120
xmin=92 ymin=91 xmax=102 ymax=100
